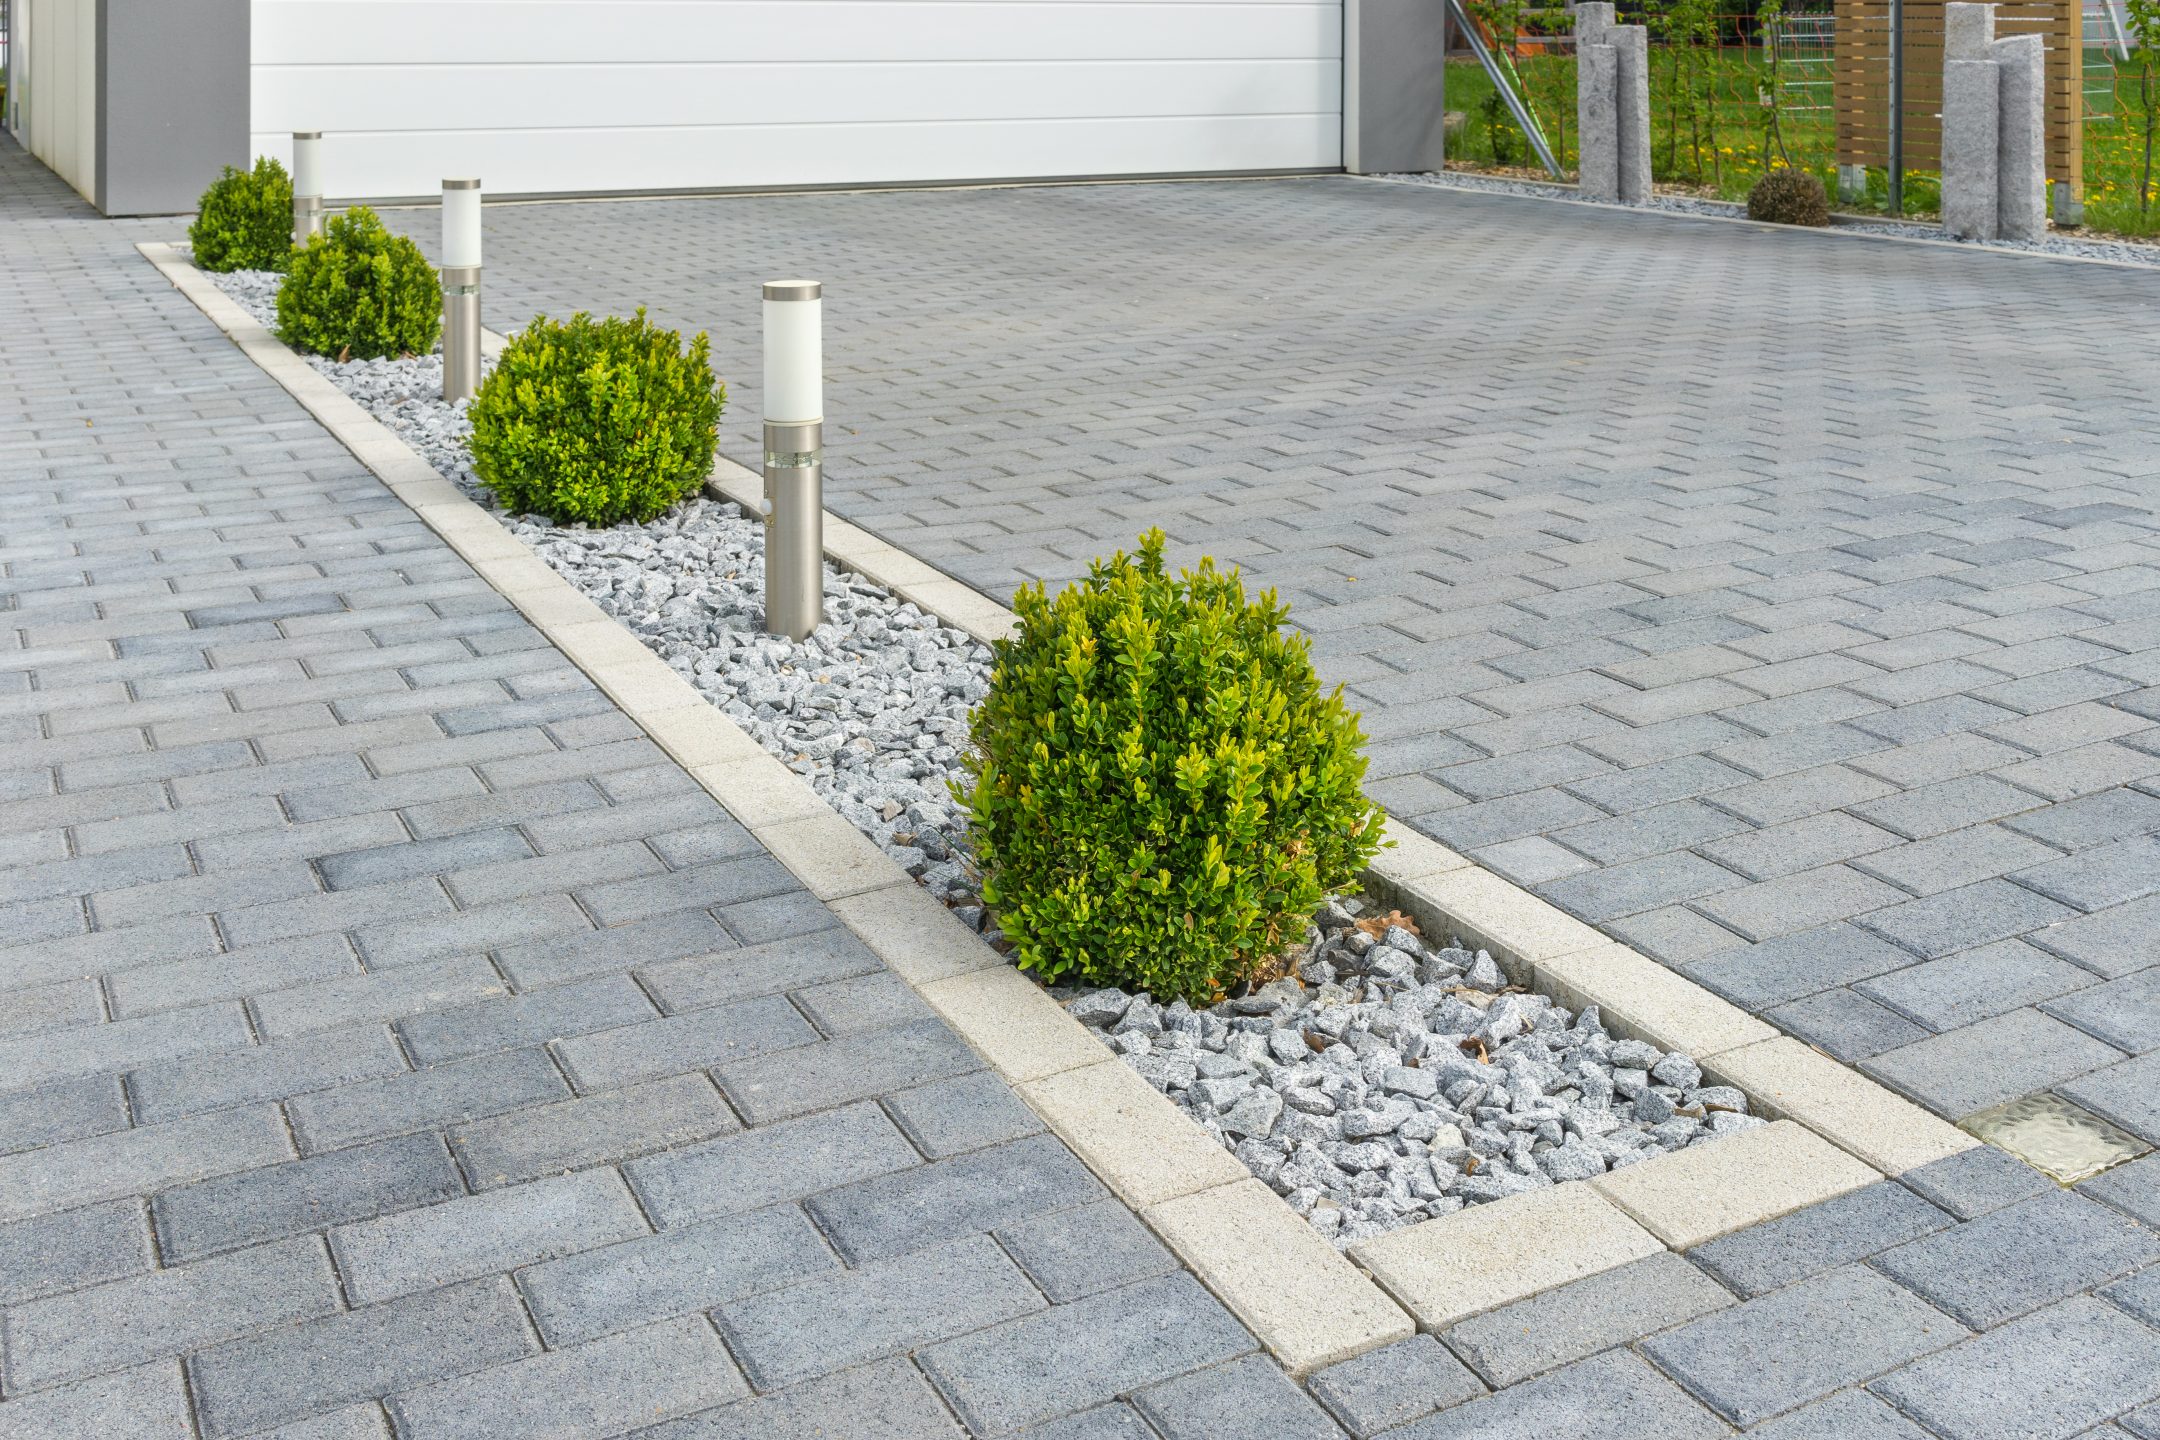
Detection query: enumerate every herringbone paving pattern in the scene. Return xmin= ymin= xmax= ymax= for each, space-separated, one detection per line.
xmin=380 ymin=177 xmax=2160 ymax=1139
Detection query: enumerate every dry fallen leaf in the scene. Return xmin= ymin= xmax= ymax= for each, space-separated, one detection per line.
xmin=1354 ymin=910 xmax=1421 ymax=941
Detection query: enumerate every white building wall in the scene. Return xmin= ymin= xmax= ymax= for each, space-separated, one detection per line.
xmin=250 ymin=0 xmax=1343 ymax=199
xmin=21 ymin=0 xmax=97 ymax=200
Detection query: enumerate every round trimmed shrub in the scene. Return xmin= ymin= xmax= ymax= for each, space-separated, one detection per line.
xmin=1747 ymin=167 xmax=1831 ymax=227
xmin=466 ymin=310 xmax=723 ymax=526
xmin=189 ymin=157 xmax=295 ymax=273
xmin=960 ymin=530 xmax=1387 ymax=1003
xmin=276 ymin=205 xmax=442 ymax=360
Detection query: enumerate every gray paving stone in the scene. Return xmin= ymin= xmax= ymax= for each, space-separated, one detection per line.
xmin=719 ymin=1233 xmax=1045 ymax=1389
xmin=626 ymin=1100 xmax=923 ymax=1227
xmin=1134 ymin=1354 xmax=1343 ymax=1440
xmin=128 ymin=1022 xmax=411 ymax=1124
xmin=395 ymin=973 xmax=659 ymax=1064
xmin=317 ymin=828 xmax=535 ymax=891
xmin=0 ymin=978 xmax=102 ymax=1039
xmin=552 ymin=992 xmax=819 ymax=1092
xmin=286 ymin=1047 xmax=570 ymax=1153
xmin=0 ymin=1361 xmax=195 ymax=1440
xmin=1373 ymin=1349 xmax=1728 ymax=1440
xmin=993 ymin=1199 xmax=1179 ymax=1303
xmin=578 ymin=856 xmax=798 ymax=926
xmin=330 ymin=1167 xmax=649 ymax=1304
xmin=1856 ymin=880 xmax=2080 ymax=960
xmin=1870 ymin=1189 xmax=2160 ymax=1329
xmin=497 ymin=908 xmax=739 ymax=990
xmin=229 ymin=1403 xmax=392 ymax=1440
xmin=0 ymin=1000 xmax=253 ymax=1091
xmin=518 ymin=1202 xmax=834 ymax=1346
xmin=1688 ymin=1182 xmax=1952 ymax=1298
xmin=1307 ymin=1335 xmax=1486 ymax=1438
xmin=450 ymin=1072 xmax=738 ymax=1189
xmin=1857 ymin=941 xmax=2098 ymax=1031
xmin=638 ymin=929 xmax=884 ymax=1012
xmin=0 ymin=1234 xmax=341 ymax=1391
xmin=810 ymin=1132 xmax=1107 ymax=1264
xmin=920 ymin=1272 xmax=1256 ymax=1436
xmin=2082 ymin=1154 xmax=2160 ymax=1227
xmin=622 ymin=1355 xmax=964 ymax=1440
xmin=1742 ymin=1387 xmax=1937 ymax=1439
xmin=1871 ymin=1296 xmax=2160 ymax=1440
xmin=2032 ymin=897 xmax=2160 ymax=977
xmin=1442 ymin=1252 xmax=1733 ymax=1387
xmin=0 ymin=1200 xmax=154 ymax=1306
xmin=885 ymin=1070 xmax=1047 ymax=1159
xmin=1864 ymin=1008 xmax=2128 ymax=1118
xmin=250 ymin=955 xmax=510 ymax=1040
xmin=1639 ymin=1265 xmax=1967 ymax=1426
xmin=1681 ymin=923 xmax=1918 ymax=1010
xmin=0 ymin=1106 xmax=293 ymax=1223
xmin=1765 ymin=987 xmax=1933 ymax=1062
xmin=387 ymin=1316 xmax=746 ymax=1440
xmin=2064 ymin=1051 xmax=2160 ymax=1143
xmin=1898 ymin=1144 xmax=2057 ymax=1219
xmin=715 ymin=1015 xmax=982 ymax=1124
xmin=1008 ymin=1403 xmax=1159 ymax=1440
xmin=0 ymin=1074 xmax=128 ymax=1155
xmin=104 ymin=933 xmax=359 ymax=1018
xmin=187 ymin=1277 xmax=539 ymax=1438
xmin=351 ymin=894 xmax=593 ymax=969
xmin=794 ymin=969 xmax=939 ymax=1036
xmin=2044 ymin=966 xmax=2160 ymax=1053
xmin=2105 ymin=1264 xmax=2160 ymax=1326
xmin=153 ymin=1132 xmax=467 ymax=1263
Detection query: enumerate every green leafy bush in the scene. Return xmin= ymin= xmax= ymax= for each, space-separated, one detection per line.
xmin=189 ymin=158 xmax=294 ymax=273
xmin=467 ymin=310 xmax=723 ymax=526
xmin=1747 ymin=167 xmax=1830 ymax=227
xmin=960 ymin=531 xmax=1387 ymax=1003
xmin=276 ymin=205 xmax=441 ymax=360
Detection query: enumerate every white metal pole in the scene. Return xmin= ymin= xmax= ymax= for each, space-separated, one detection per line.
xmin=762 ymin=279 xmax=823 ymax=640
xmin=291 ymin=132 xmax=324 ymax=246
xmin=440 ymin=178 xmax=483 ymax=403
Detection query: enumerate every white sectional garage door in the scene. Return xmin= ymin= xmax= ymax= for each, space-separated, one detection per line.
xmin=251 ymin=0 xmax=1344 ymax=200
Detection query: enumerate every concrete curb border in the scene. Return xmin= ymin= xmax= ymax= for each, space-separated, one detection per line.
xmin=145 ymin=239 xmax=1980 ymax=1366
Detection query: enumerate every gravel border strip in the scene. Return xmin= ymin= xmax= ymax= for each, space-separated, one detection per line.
xmin=144 ymin=239 xmax=1977 ymax=1357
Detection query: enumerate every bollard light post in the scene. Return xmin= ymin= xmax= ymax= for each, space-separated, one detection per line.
xmin=292 ymin=132 xmax=325 ymax=247
xmin=761 ymin=280 xmax=824 ymax=641
xmin=440 ymin=179 xmax=483 ymax=404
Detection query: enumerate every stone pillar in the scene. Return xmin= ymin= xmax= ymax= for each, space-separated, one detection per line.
xmin=1992 ymin=33 xmax=2047 ymax=241
xmin=1942 ymin=59 xmax=2002 ymax=238
xmin=1609 ymin=25 xmax=1652 ymax=203
xmin=1944 ymin=0 xmax=1997 ymax=59
xmin=1577 ymin=43 xmax=1620 ymax=201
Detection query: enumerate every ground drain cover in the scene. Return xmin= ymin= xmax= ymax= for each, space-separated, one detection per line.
xmin=1961 ymin=1093 xmax=2151 ymax=1184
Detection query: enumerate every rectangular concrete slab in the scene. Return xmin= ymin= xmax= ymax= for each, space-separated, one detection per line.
xmin=1017 ymin=1059 xmax=1249 ymax=1211
xmin=1349 ymin=1183 xmax=1664 ymax=1330
xmin=1590 ymin=1120 xmax=1883 ymax=1249
xmin=1710 ymin=1036 xmax=1979 ymax=1174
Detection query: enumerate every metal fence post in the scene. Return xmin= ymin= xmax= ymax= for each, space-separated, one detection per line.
xmin=1887 ymin=0 xmax=1905 ymax=215
xmin=762 ymin=280 xmax=824 ymax=641
xmin=440 ymin=178 xmax=483 ymax=404
xmin=292 ymin=132 xmax=325 ymax=246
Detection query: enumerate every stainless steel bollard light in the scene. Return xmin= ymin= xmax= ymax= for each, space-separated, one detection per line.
xmin=440 ymin=178 xmax=483 ymax=404
xmin=762 ymin=279 xmax=824 ymax=640
xmin=292 ymin=132 xmax=326 ymax=247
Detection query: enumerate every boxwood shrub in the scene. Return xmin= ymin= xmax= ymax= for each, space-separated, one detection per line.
xmin=960 ymin=530 xmax=1386 ymax=1003
xmin=276 ymin=205 xmax=441 ymax=360
xmin=189 ymin=158 xmax=295 ymax=273
xmin=467 ymin=310 xmax=723 ymax=526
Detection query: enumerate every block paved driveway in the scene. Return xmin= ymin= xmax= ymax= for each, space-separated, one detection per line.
xmin=383 ymin=175 xmax=2160 ymax=1140
xmin=6 ymin=131 xmax=2160 ymax=1438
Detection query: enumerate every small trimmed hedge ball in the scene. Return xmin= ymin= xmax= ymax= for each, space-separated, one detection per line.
xmin=276 ymin=205 xmax=442 ymax=361
xmin=467 ymin=309 xmax=723 ymax=526
xmin=189 ymin=157 xmax=295 ymax=273
xmin=960 ymin=530 xmax=1387 ymax=1003
xmin=1747 ymin=167 xmax=1831 ymax=227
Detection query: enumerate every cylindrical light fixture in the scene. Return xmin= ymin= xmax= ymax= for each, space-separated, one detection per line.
xmin=291 ymin=132 xmax=325 ymax=247
xmin=762 ymin=279 xmax=824 ymax=641
xmin=440 ymin=178 xmax=483 ymax=404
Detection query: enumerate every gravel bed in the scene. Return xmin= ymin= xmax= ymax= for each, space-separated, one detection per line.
xmin=210 ymin=267 xmax=994 ymax=916
xmin=1383 ymin=168 xmax=2160 ymax=268
xmin=1069 ymin=900 xmax=1756 ymax=1246
xmin=211 ymin=262 xmax=1754 ymax=1246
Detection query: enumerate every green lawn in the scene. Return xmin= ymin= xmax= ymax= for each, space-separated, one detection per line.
xmin=1442 ymin=51 xmax=2160 ymax=236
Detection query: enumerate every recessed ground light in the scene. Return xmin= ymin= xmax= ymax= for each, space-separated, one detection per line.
xmin=1961 ymin=1092 xmax=2152 ymax=1184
